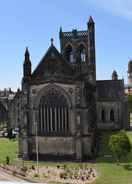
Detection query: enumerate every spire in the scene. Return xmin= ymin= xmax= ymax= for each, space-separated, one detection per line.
xmin=59 ymin=27 xmax=62 ymax=39
xmin=87 ymin=16 xmax=96 ymax=66
xmin=24 ymin=47 xmax=31 ymax=64
xmin=25 ymin=47 xmax=29 ymax=57
xmin=88 ymin=16 xmax=94 ymax=26
xmin=51 ymin=38 xmax=54 ymax=46
xmin=112 ymin=70 xmax=118 ymax=80
xmin=23 ymin=47 xmax=32 ymax=78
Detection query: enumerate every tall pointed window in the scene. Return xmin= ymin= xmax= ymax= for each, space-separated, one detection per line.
xmin=110 ymin=109 xmax=114 ymax=121
xmin=101 ymin=109 xmax=106 ymax=122
xmin=65 ymin=45 xmax=74 ymax=63
xmin=38 ymin=88 xmax=69 ymax=136
xmin=79 ymin=44 xmax=86 ymax=62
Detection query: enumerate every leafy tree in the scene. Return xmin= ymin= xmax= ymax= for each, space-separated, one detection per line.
xmin=128 ymin=95 xmax=132 ymax=112
xmin=109 ymin=131 xmax=131 ymax=163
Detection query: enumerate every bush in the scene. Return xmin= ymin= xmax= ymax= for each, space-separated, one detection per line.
xmin=6 ymin=156 xmax=10 ymax=165
xmin=21 ymin=166 xmax=28 ymax=173
xmin=12 ymin=170 xmax=17 ymax=176
xmin=109 ymin=130 xmax=131 ymax=163
xmin=33 ymin=173 xmax=39 ymax=177
xmin=31 ymin=165 xmax=35 ymax=170
xmin=60 ymin=172 xmax=68 ymax=179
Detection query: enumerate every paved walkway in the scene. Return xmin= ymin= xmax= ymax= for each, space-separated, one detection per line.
xmin=0 ymin=168 xmax=30 ymax=183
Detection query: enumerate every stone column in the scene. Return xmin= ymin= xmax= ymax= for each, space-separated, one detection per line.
xmin=64 ymin=108 xmax=67 ymax=133
xmin=55 ymin=107 xmax=57 ymax=132
xmin=43 ymin=106 xmax=46 ymax=133
xmin=58 ymin=107 xmax=60 ymax=133
xmin=61 ymin=108 xmax=64 ymax=133
xmin=47 ymin=107 xmax=49 ymax=132
xmin=40 ymin=107 xmax=43 ymax=134
xmin=76 ymin=137 xmax=82 ymax=161
xmin=75 ymin=114 xmax=82 ymax=161
xmin=50 ymin=107 xmax=53 ymax=132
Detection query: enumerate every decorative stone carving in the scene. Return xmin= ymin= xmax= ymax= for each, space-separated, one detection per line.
xmin=75 ymin=87 xmax=81 ymax=106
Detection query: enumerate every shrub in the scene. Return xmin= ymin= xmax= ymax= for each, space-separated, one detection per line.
xmin=6 ymin=156 xmax=10 ymax=165
xmin=57 ymin=165 xmax=60 ymax=169
xmin=12 ymin=170 xmax=17 ymax=176
xmin=109 ymin=130 xmax=131 ymax=163
xmin=21 ymin=166 xmax=28 ymax=173
xmin=60 ymin=172 xmax=68 ymax=179
xmin=33 ymin=173 xmax=39 ymax=178
xmin=31 ymin=165 xmax=35 ymax=170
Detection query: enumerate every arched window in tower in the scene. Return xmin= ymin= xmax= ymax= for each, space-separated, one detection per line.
xmin=38 ymin=88 xmax=69 ymax=136
xmin=65 ymin=45 xmax=74 ymax=63
xmin=101 ymin=109 xmax=106 ymax=122
xmin=79 ymin=44 xmax=86 ymax=62
xmin=110 ymin=109 xmax=114 ymax=121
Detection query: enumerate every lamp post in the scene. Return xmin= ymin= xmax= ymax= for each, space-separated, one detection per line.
xmin=35 ymin=120 xmax=39 ymax=174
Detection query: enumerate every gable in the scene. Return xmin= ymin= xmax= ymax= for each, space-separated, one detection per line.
xmin=31 ymin=45 xmax=73 ymax=81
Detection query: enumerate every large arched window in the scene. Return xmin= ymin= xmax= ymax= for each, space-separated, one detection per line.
xmin=110 ymin=109 xmax=114 ymax=121
xmin=65 ymin=45 xmax=74 ymax=63
xmin=101 ymin=109 xmax=106 ymax=122
xmin=79 ymin=44 xmax=86 ymax=62
xmin=38 ymin=89 xmax=69 ymax=136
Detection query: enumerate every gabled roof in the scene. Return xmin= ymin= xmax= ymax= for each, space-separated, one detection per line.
xmin=32 ymin=44 xmax=73 ymax=80
xmin=96 ymin=80 xmax=124 ymax=99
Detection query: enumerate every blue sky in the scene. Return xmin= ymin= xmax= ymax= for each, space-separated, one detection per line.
xmin=0 ymin=0 xmax=132 ymax=90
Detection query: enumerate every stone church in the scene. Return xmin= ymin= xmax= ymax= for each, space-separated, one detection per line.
xmin=18 ymin=17 xmax=129 ymax=161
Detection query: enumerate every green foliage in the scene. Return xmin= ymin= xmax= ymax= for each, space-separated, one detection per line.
xmin=59 ymin=171 xmax=68 ymax=179
xmin=33 ymin=173 xmax=39 ymax=178
xmin=6 ymin=156 xmax=10 ymax=165
xmin=0 ymin=138 xmax=18 ymax=164
xmin=128 ymin=95 xmax=132 ymax=112
xmin=109 ymin=131 xmax=131 ymax=162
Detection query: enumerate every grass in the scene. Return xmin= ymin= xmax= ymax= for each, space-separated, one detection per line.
xmin=0 ymin=138 xmax=18 ymax=164
xmin=1 ymin=132 xmax=132 ymax=183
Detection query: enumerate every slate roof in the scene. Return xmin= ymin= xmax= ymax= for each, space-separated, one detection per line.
xmin=96 ymin=80 xmax=124 ymax=99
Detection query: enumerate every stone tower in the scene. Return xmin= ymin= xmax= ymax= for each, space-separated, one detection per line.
xmin=60 ymin=16 xmax=96 ymax=83
xmin=60 ymin=16 xmax=97 ymax=157
xmin=128 ymin=60 xmax=132 ymax=84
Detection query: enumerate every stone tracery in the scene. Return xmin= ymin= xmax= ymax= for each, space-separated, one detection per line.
xmin=38 ymin=88 xmax=69 ymax=136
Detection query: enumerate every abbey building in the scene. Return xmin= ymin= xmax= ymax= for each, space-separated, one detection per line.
xmin=18 ymin=17 xmax=129 ymax=160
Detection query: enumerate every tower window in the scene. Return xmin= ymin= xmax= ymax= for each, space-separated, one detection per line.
xmin=101 ymin=109 xmax=105 ymax=122
xmin=65 ymin=45 xmax=74 ymax=63
xmin=79 ymin=44 xmax=86 ymax=62
xmin=110 ymin=109 xmax=114 ymax=121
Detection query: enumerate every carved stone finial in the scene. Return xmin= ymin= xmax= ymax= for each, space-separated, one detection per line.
xmin=51 ymin=38 xmax=54 ymax=46
xmin=25 ymin=47 xmax=29 ymax=57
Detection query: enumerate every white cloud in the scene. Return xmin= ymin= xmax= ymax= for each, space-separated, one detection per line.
xmin=84 ymin=0 xmax=132 ymax=20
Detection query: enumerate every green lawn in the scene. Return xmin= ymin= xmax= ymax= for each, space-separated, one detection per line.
xmin=0 ymin=138 xmax=18 ymax=164
xmin=1 ymin=133 xmax=132 ymax=184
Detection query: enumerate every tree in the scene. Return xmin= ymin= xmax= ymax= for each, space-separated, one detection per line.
xmin=108 ymin=131 xmax=131 ymax=163
xmin=128 ymin=95 xmax=132 ymax=112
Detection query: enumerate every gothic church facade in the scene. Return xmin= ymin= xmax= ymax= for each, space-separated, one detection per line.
xmin=19 ymin=17 xmax=129 ymax=160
